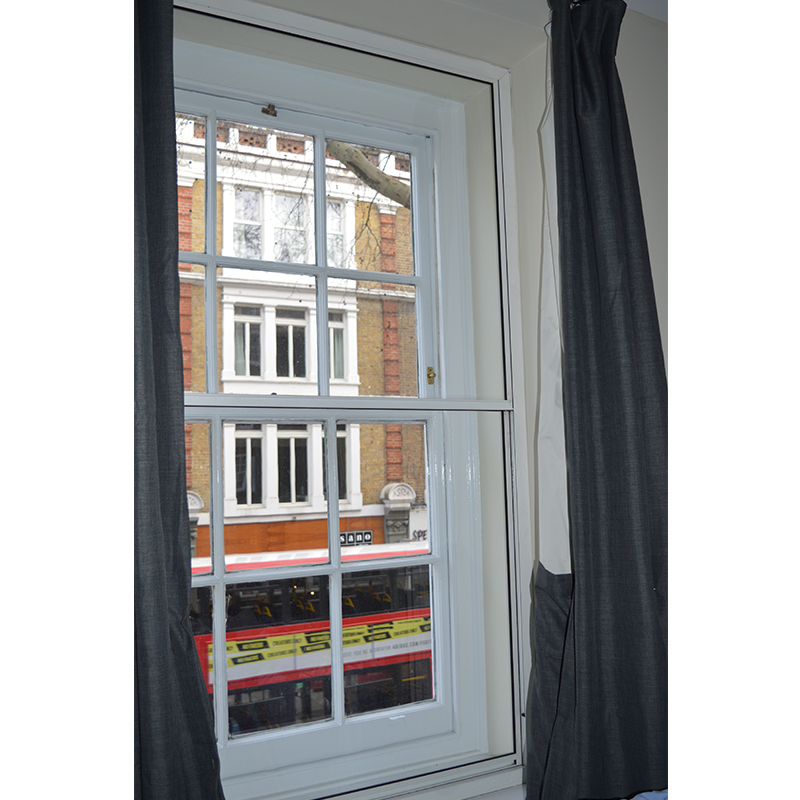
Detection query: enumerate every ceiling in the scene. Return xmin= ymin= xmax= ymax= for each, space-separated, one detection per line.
xmin=442 ymin=0 xmax=666 ymax=26
xmin=246 ymin=0 xmax=667 ymax=71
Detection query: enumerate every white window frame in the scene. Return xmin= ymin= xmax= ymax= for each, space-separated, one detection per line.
xmin=174 ymin=6 xmax=532 ymax=800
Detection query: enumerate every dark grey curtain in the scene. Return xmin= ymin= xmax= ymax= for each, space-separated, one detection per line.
xmin=135 ymin=0 xmax=225 ymax=797
xmin=527 ymin=2 xmax=667 ymax=799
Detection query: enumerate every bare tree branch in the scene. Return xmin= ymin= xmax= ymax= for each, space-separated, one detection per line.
xmin=327 ymin=141 xmax=411 ymax=210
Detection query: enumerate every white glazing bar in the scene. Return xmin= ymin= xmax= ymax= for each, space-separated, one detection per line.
xmin=205 ymin=107 xmax=219 ymax=393
xmin=315 ymin=133 xmax=330 ymax=397
xmin=210 ymin=415 xmax=229 ymax=744
xmin=210 ymin=255 xmax=423 ymax=287
xmin=502 ymin=409 xmax=525 ymax=756
xmin=325 ymin=417 xmax=342 ymax=571
xmin=184 ymin=394 xmax=513 ymax=413
xmin=413 ymin=135 xmax=439 ymax=402
xmin=329 ymin=569 xmax=345 ymax=725
xmin=492 ymin=80 xmax=514 ymax=406
xmin=324 ymin=416 xmax=345 ymax=725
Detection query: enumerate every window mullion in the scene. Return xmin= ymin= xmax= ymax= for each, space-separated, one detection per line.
xmin=287 ymin=434 xmax=296 ymax=503
xmin=313 ymin=132 xmax=330 ymax=396
xmin=205 ymin=107 xmax=219 ymax=393
xmin=246 ymin=436 xmax=254 ymax=503
xmin=210 ymin=416 xmax=229 ymax=744
xmin=325 ymin=417 xmax=345 ymax=725
xmin=415 ymin=135 xmax=439 ymax=401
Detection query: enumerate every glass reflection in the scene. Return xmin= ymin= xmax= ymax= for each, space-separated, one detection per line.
xmin=176 ymin=113 xmax=206 ymax=254
xmin=339 ymin=421 xmax=430 ymax=559
xmin=342 ymin=566 xmax=433 ymax=717
xmin=329 ymin=278 xmax=419 ymax=397
xmin=217 ymin=121 xmax=315 ymax=265
xmin=190 ymin=586 xmax=214 ymax=719
xmin=223 ymin=420 xmax=329 ymax=571
xmin=186 ymin=422 xmax=212 ymax=574
xmin=325 ymin=141 xmax=414 ymax=275
xmin=225 ymin=576 xmax=332 ymax=735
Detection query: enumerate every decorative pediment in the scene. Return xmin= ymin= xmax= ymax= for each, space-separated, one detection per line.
xmin=379 ymin=482 xmax=416 ymax=510
xmin=187 ymin=491 xmax=204 ymax=513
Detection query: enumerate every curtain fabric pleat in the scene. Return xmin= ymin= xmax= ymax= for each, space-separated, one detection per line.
xmin=134 ymin=0 xmax=225 ymax=797
xmin=527 ymin=2 xmax=668 ymax=799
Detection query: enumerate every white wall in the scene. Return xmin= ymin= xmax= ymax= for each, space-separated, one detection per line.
xmin=616 ymin=11 xmax=668 ymax=371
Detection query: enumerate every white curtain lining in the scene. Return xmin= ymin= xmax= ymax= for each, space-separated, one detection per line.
xmin=536 ymin=25 xmax=571 ymax=575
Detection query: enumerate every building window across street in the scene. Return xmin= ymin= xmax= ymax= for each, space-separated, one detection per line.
xmin=233 ymin=304 xmax=262 ymax=377
xmin=275 ymin=308 xmax=306 ymax=378
xmin=234 ymin=424 xmax=264 ymax=506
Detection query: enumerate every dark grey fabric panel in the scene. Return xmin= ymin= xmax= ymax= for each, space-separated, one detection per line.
xmin=527 ymin=2 xmax=667 ymax=799
xmin=526 ymin=567 xmax=575 ymax=796
xmin=134 ymin=0 xmax=225 ymax=797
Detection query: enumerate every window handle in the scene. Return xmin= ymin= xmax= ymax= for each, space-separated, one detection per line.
xmin=427 ymin=367 xmax=437 ymax=385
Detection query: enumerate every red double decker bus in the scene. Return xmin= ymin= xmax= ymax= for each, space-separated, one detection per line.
xmin=190 ymin=546 xmax=432 ymax=734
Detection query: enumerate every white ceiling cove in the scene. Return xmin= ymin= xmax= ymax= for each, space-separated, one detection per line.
xmin=242 ymin=0 xmax=666 ymax=70
xmin=430 ymin=0 xmax=666 ymax=25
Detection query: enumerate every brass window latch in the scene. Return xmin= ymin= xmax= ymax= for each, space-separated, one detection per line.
xmin=427 ymin=367 xmax=437 ymax=385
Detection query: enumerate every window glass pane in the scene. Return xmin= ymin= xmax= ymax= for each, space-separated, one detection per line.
xmin=234 ymin=321 xmax=246 ymax=376
xmin=190 ymin=586 xmax=215 ymax=720
xmin=326 ymin=141 xmax=413 ymax=275
xmin=322 ymin=425 xmax=347 ymax=502
xmin=329 ymin=278 xmax=418 ymax=397
xmin=249 ymin=322 xmax=261 ymax=376
xmin=218 ymin=121 xmax=315 ymax=264
xmin=330 ymin=324 xmax=344 ymax=380
xmin=292 ymin=324 xmax=306 ymax=378
xmin=236 ymin=187 xmax=261 ymax=222
xmin=342 ymin=566 xmax=432 ymax=717
xmin=225 ymin=576 xmax=332 ymax=735
xmin=326 ymin=200 xmax=344 ymax=269
xmin=276 ymin=325 xmax=289 ymax=378
xmin=217 ymin=270 xmax=319 ymax=396
xmin=234 ymin=223 xmax=262 ymax=260
xmin=176 ymin=112 xmax=206 ymax=254
xmin=186 ymin=422 xmax=212 ymax=575
xmin=276 ymin=308 xmax=306 ymax=320
xmin=294 ymin=438 xmax=308 ymax=502
xmin=337 ymin=434 xmax=347 ymax=499
xmin=178 ymin=263 xmax=217 ymax=393
xmin=224 ymin=421 xmax=329 ymax=571
xmin=277 ymin=437 xmax=291 ymax=503
xmin=339 ymin=421 xmax=430 ymax=559
xmin=250 ymin=436 xmax=263 ymax=504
